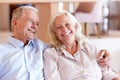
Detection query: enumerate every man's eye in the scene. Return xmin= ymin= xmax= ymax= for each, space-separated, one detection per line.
xmin=55 ymin=25 xmax=62 ymax=29
xmin=36 ymin=22 xmax=39 ymax=26
xmin=56 ymin=26 xmax=61 ymax=29
xmin=28 ymin=19 xmax=33 ymax=22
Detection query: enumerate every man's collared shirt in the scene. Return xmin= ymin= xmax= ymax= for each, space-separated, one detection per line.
xmin=0 ymin=36 xmax=46 ymax=80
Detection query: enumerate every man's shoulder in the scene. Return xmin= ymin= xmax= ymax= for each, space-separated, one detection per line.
xmin=0 ymin=42 xmax=9 ymax=48
xmin=37 ymin=39 xmax=47 ymax=45
xmin=33 ymin=39 xmax=45 ymax=44
xmin=0 ymin=42 xmax=12 ymax=54
xmin=33 ymin=39 xmax=48 ymax=49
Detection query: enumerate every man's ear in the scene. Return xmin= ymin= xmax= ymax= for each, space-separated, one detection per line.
xmin=12 ymin=19 xmax=17 ymax=25
xmin=11 ymin=19 xmax=17 ymax=31
xmin=12 ymin=19 xmax=17 ymax=26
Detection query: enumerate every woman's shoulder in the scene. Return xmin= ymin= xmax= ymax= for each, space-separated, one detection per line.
xmin=82 ymin=40 xmax=97 ymax=50
xmin=81 ymin=40 xmax=98 ymax=58
xmin=43 ymin=46 xmax=60 ymax=61
xmin=44 ymin=45 xmax=58 ymax=55
xmin=44 ymin=46 xmax=56 ymax=52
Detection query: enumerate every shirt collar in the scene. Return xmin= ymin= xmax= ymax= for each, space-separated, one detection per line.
xmin=57 ymin=42 xmax=86 ymax=56
xmin=8 ymin=36 xmax=33 ymax=48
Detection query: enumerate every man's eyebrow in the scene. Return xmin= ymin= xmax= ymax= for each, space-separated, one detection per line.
xmin=27 ymin=18 xmax=39 ymax=22
xmin=28 ymin=18 xmax=34 ymax=21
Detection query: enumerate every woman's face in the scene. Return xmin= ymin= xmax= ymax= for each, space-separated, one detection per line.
xmin=53 ymin=14 xmax=76 ymax=43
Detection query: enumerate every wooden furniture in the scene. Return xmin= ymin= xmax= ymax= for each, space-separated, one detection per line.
xmin=74 ymin=0 xmax=103 ymax=38
xmin=0 ymin=0 xmax=96 ymax=43
xmin=0 ymin=0 xmax=96 ymax=3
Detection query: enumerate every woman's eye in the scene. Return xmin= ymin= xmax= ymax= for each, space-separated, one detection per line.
xmin=65 ymin=23 xmax=70 ymax=26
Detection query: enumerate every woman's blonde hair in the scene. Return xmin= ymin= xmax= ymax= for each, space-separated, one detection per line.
xmin=48 ymin=10 xmax=88 ymax=48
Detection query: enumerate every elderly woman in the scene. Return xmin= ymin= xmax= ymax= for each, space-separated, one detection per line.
xmin=43 ymin=10 xmax=119 ymax=80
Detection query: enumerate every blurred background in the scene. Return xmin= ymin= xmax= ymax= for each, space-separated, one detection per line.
xmin=0 ymin=0 xmax=120 ymax=42
xmin=0 ymin=0 xmax=120 ymax=76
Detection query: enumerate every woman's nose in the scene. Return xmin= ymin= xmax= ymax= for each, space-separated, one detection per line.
xmin=62 ymin=26 xmax=67 ymax=32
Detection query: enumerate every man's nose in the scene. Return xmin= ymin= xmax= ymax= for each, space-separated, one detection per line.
xmin=32 ymin=22 xmax=38 ymax=29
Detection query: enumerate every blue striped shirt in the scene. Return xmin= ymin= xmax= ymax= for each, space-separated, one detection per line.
xmin=0 ymin=36 xmax=47 ymax=80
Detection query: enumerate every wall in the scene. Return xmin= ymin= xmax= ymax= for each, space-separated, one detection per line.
xmin=0 ymin=4 xmax=9 ymax=31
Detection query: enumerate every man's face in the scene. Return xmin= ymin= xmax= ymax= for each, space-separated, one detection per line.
xmin=13 ymin=10 xmax=39 ymax=42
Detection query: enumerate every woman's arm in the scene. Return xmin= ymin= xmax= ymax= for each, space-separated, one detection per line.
xmin=43 ymin=48 xmax=61 ymax=80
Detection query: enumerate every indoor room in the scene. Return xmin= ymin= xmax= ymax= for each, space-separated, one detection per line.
xmin=0 ymin=0 xmax=120 ymax=79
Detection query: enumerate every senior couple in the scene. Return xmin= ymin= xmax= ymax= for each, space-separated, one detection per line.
xmin=0 ymin=6 xmax=119 ymax=80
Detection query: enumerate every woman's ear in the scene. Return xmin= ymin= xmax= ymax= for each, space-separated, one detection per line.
xmin=75 ymin=23 xmax=77 ymax=30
